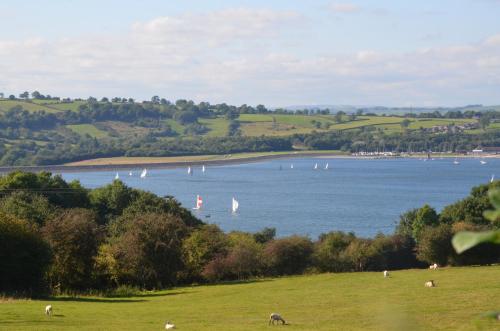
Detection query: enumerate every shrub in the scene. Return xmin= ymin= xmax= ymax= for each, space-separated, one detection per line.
xmin=313 ymin=231 xmax=356 ymax=272
xmin=0 ymin=214 xmax=51 ymax=296
xmin=42 ymin=208 xmax=102 ymax=291
xmin=263 ymin=236 xmax=313 ymax=275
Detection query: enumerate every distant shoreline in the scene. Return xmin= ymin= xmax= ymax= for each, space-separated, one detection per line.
xmin=0 ymin=151 xmax=498 ymax=173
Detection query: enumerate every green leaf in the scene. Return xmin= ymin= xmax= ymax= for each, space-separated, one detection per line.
xmin=483 ymin=210 xmax=500 ymax=222
xmin=488 ymin=189 xmax=500 ymax=210
xmin=452 ymin=231 xmax=500 ymax=254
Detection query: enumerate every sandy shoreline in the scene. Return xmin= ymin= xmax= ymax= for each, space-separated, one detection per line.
xmin=0 ymin=151 xmax=498 ymax=173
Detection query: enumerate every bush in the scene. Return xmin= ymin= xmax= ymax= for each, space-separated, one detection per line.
xmin=42 ymin=209 xmax=102 ymax=291
xmin=0 ymin=214 xmax=51 ymax=296
xmin=109 ymin=213 xmax=188 ymax=289
xmin=313 ymin=231 xmax=355 ymax=272
xmin=263 ymin=236 xmax=313 ymax=275
xmin=416 ymin=224 xmax=453 ymax=265
xmin=0 ymin=191 xmax=55 ymax=226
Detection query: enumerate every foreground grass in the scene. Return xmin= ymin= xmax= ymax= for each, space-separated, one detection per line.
xmin=1 ymin=266 xmax=499 ymax=330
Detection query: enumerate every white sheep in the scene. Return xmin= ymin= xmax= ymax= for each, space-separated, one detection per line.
xmin=429 ymin=263 xmax=438 ymax=270
xmin=269 ymin=313 xmax=286 ymax=325
xmin=45 ymin=305 xmax=52 ymax=316
xmin=165 ymin=321 xmax=176 ymax=329
xmin=383 ymin=270 xmax=389 ymax=278
xmin=424 ymin=280 xmax=435 ymax=287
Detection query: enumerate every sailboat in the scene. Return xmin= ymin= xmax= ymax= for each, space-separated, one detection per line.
xmin=114 ymin=172 xmax=119 ymax=180
xmin=140 ymin=168 xmax=147 ymax=178
xmin=129 ymin=171 xmax=133 ymax=176
xmin=290 ymin=164 xmax=294 ymax=169
xmin=202 ymin=165 xmax=206 ymax=173
xmin=188 ymin=166 xmax=192 ymax=175
xmin=193 ymin=195 xmax=203 ymax=210
xmin=324 ymin=163 xmax=329 ymax=170
xmin=232 ymin=197 xmax=239 ymax=213
xmin=314 ymin=163 xmax=318 ymax=170
xmin=453 ymin=158 xmax=460 ymax=165
xmin=279 ymin=165 xmax=282 ymax=170
xmin=491 ymin=174 xmax=495 ymax=183
xmin=480 ymin=160 xmax=487 ymax=165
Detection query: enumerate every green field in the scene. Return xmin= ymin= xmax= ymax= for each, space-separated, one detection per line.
xmin=0 ymin=99 xmax=60 ymax=113
xmin=1 ymin=266 xmax=499 ymax=330
xmin=66 ymin=124 xmax=108 ymax=138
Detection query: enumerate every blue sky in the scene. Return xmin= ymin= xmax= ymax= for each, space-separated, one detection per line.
xmin=1 ymin=0 xmax=500 ymax=106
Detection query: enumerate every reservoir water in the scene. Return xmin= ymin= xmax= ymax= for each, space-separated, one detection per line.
xmin=62 ymin=157 xmax=499 ymax=238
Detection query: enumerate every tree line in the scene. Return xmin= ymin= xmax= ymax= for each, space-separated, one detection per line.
xmin=1 ymin=171 xmax=498 ymax=297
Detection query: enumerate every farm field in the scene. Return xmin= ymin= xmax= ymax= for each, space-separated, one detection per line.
xmin=1 ymin=266 xmax=499 ymax=330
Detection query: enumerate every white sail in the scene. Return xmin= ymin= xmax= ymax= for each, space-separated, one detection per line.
xmin=202 ymin=165 xmax=206 ymax=173
xmin=480 ymin=160 xmax=487 ymax=165
xmin=188 ymin=166 xmax=192 ymax=175
xmin=193 ymin=195 xmax=203 ymax=210
xmin=491 ymin=174 xmax=495 ymax=183
xmin=314 ymin=163 xmax=318 ymax=170
xmin=290 ymin=164 xmax=294 ymax=169
xmin=115 ymin=172 xmax=119 ymax=180
xmin=453 ymin=158 xmax=460 ymax=165
xmin=129 ymin=171 xmax=133 ymax=176
xmin=325 ymin=163 xmax=329 ymax=170
xmin=232 ymin=197 xmax=239 ymax=213
xmin=140 ymin=168 xmax=147 ymax=178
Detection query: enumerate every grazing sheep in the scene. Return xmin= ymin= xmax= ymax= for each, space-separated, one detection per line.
xmin=383 ymin=270 xmax=389 ymax=278
xmin=425 ymin=280 xmax=435 ymax=287
xmin=165 ymin=321 xmax=176 ymax=329
xmin=45 ymin=305 xmax=52 ymax=316
xmin=429 ymin=263 xmax=438 ymax=270
xmin=269 ymin=313 xmax=286 ymax=325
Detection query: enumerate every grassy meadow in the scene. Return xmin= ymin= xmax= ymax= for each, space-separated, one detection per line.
xmin=1 ymin=266 xmax=499 ymax=331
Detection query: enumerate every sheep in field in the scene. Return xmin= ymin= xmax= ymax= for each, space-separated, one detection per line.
xmin=425 ymin=280 xmax=435 ymax=287
xmin=269 ymin=313 xmax=286 ymax=325
xmin=429 ymin=263 xmax=438 ymax=270
xmin=45 ymin=305 xmax=52 ymax=316
xmin=165 ymin=321 xmax=176 ymax=329
xmin=383 ymin=270 xmax=389 ymax=278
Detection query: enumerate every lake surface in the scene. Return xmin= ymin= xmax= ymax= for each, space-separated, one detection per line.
xmin=62 ymin=157 xmax=499 ymax=238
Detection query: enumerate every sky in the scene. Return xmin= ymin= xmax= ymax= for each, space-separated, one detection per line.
xmin=0 ymin=0 xmax=499 ymax=107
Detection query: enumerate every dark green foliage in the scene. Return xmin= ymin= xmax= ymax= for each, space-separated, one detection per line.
xmin=314 ymin=231 xmax=356 ymax=272
xmin=0 ymin=214 xmax=52 ymax=295
xmin=0 ymin=191 xmax=54 ymax=226
xmin=263 ymin=236 xmax=313 ymax=275
xmin=253 ymin=227 xmax=276 ymax=244
xmin=42 ymin=209 xmax=102 ymax=291
xmin=108 ymin=213 xmax=188 ymax=289
xmin=416 ymin=224 xmax=453 ymax=265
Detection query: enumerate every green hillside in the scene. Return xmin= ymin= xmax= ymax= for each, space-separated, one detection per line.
xmin=1 ymin=266 xmax=499 ymax=331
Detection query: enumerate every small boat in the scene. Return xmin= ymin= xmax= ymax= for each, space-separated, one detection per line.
xmin=115 ymin=173 xmax=119 ymax=180
xmin=453 ymin=159 xmax=460 ymax=165
xmin=129 ymin=171 xmax=133 ymax=176
xmin=232 ymin=197 xmax=239 ymax=213
xmin=290 ymin=164 xmax=294 ymax=169
xmin=188 ymin=166 xmax=192 ymax=175
xmin=193 ymin=195 xmax=203 ymax=210
xmin=202 ymin=165 xmax=206 ymax=173
xmin=314 ymin=163 xmax=318 ymax=170
xmin=491 ymin=174 xmax=495 ymax=183
xmin=324 ymin=163 xmax=329 ymax=170
xmin=480 ymin=160 xmax=487 ymax=165
xmin=140 ymin=168 xmax=147 ymax=178
xmin=279 ymin=165 xmax=282 ymax=170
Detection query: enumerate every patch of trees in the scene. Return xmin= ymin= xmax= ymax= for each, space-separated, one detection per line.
xmin=2 ymin=172 xmax=498 ymax=297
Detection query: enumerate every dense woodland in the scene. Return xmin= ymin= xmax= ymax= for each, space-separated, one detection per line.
xmin=0 ymin=94 xmax=499 ymax=165
xmin=1 ymin=171 xmax=499 ymax=297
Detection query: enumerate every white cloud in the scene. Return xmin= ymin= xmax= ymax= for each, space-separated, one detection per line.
xmin=0 ymin=8 xmax=499 ymax=106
